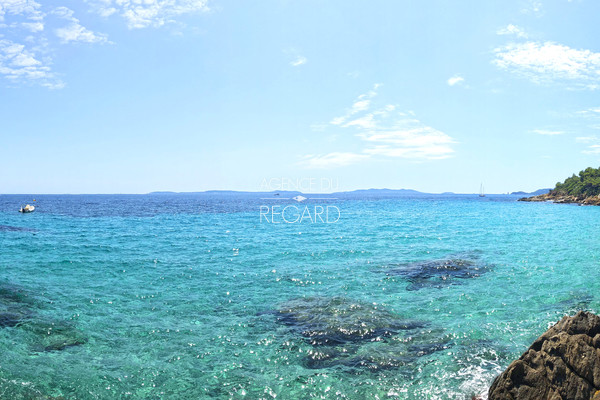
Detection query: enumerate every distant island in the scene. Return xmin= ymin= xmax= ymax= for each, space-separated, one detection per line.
xmin=519 ymin=166 xmax=600 ymax=205
xmin=510 ymin=188 xmax=551 ymax=196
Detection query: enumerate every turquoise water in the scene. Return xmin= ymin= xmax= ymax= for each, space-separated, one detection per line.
xmin=1 ymin=194 xmax=599 ymax=399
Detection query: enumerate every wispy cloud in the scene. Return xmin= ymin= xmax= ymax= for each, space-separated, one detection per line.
xmin=494 ymin=41 xmax=600 ymax=89
xmin=330 ymin=84 xmax=381 ymax=126
xmin=532 ymin=129 xmax=564 ymax=135
xmin=0 ymin=1 xmax=111 ymax=87
xmin=53 ymin=7 xmax=108 ymax=44
xmin=447 ymin=75 xmax=464 ymax=86
xmin=576 ymin=136 xmax=600 ymax=154
xmin=21 ymin=21 xmax=44 ymax=32
xmin=496 ymin=24 xmax=528 ymax=39
xmin=576 ymin=136 xmax=597 ymax=143
xmin=300 ymin=152 xmax=369 ymax=168
xmin=284 ymin=47 xmax=307 ymax=68
xmin=0 ymin=37 xmax=63 ymax=87
xmin=576 ymin=107 xmax=600 ymax=116
xmin=0 ymin=0 xmax=44 ymax=22
xmin=290 ymin=55 xmax=307 ymax=67
xmin=0 ymin=0 xmax=53 ymax=86
xmin=90 ymin=0 xmax=210 ymax=29
xmin=521 ymin=0 xmax=543 ymax=16
xmin=1 ymin=0 xmax=212 ymax=87
xmin=301 ymin=85 xmax=456 ymax=168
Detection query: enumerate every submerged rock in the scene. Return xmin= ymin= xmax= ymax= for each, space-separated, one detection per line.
xmin=543 ymin=292 xmax=594 ymax=315
xmin=0 ymin=311 xmax=28 ymax=328
xmin=0 ymin=282 xmax=38 ymax=306
xmin=274 ymin=296 xmax=449 ymax=371
xmin=0 ymin=282 xmax=86 ymax=352
xmin=489 ymin=311 xmax=600 ymax=400
xmin=21 ymin=319 xmax=87 ymax=352
xmin=0 ymin=225 xmax=36 ymax=232
xmin=0 ymin=283 xmax=37 ymax=327
xmin=301 ymin=336 xmax=452 ymax=371
xmin=276 ymin=296 xmax=425 ymax=346
xmin=386 ymin=258 xmax=490 ymax=291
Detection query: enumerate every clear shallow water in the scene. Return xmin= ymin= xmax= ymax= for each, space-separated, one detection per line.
xmin=0 ymin=194 xmax=599 ymax=399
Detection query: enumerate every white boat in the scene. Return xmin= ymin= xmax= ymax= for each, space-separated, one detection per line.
xmin=479 ymin=183 xmax=485 ymax=197
xmin=19 ymin=204 xmax=35 ymax=213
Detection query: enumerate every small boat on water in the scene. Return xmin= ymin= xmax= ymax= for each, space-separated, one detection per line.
xmin=479 ymin=183 xmax=485 ymax=198
xmin=19 ymin=204 xmax=35 ymax=213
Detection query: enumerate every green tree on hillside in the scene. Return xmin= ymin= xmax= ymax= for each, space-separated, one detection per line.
xmin=553 ymin=167 xmax=600 ymax=197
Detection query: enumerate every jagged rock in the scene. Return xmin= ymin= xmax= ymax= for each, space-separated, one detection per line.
xmin=489 ymin=311 xmax=600 ymax=400
xmin=385 ymin=258 xmax=491 ymax=291
xmin=519 ymin=193 xmax=600 ymax=206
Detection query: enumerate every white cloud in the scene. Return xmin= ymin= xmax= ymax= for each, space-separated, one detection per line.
xmin=0 ymin=0 xmax=44 ymax=22
xmin=583 ymin=145 xmax=600 ymax=154
xmin=22 ymin=21 xmax=43 ymax=32
xmin=357 ymin=117 xmax=456 ymax=160
xmin=91 ymin=0 xmax=210 ymax=29
xmin=343 ymin=114 xmax=376 ymax=129
xmin=53 ymin=6 xmax=108 ymax=44
xmin=364 ymin=144 xmax=454 ymax=159
xmin=521 ymin=0 xmax=543 ymax=16
xmin=52 ymin=5 xmax=73 ymax=19
xmin=352 ymin=99 xmax=370 ymax=111
xmin=0 ymin=39 xmax=63 ymax=87
xmin=290 ymin=55 xmax=307 ymax=67
xmin=575 ymin=136 xmax=600 ymax=154
xmin=0 ymin=2 xmax=108 ymax=87
xmin=576 ymin=107 xmax=600 ymax=116
xmin=576 ymin=136 xmax=596 ymax=143
xmin=532 ymin=129 xmax=564 ymax=135
xmin=55 ymin=23 xmax=108 ymax=44
xmin=301 ymin=85 xmax=456 ymax=168
xmin=300 ymin=152 xmax=369 ymax=168
xmin=330 ymin=84 xmax=380 ymax=126
xmin=447 ymin=75 xmax=464 ymax=86
xmin=496 ymin=24 xmax=528 ymax=39
xmin=0 ymin=2 xmax=58 ymax=87
xmin=494 ymin=41 xmax=600 ymax=89
xmin=0 ymin=0 xmax=209 ymax=87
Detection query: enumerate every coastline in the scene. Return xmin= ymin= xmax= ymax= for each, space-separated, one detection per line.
xmin=519 ymin=192 xmax=600 ymax=206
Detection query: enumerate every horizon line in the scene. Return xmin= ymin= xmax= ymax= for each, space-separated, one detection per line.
xmin=0 ymin=187 xmax=550 ymax=196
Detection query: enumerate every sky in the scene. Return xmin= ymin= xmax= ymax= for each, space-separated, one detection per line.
xmin=1 ymin=0 xmax=600 ymax=194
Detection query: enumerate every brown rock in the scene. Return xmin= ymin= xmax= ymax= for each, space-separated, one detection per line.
xmin=519 ymin=192 xmax=600 ymax=206
xmin=489 ymin=311 xmax=600 ymax=400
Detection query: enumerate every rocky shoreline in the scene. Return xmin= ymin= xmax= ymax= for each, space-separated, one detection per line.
xmin=519 ymin=192 xmax=600 ymax=206
xmin=489 ymin=311 xmax=600 ymax=400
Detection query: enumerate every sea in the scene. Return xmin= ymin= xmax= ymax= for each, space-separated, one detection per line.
xmin=0 ymin=193 xmax=598 ymax=399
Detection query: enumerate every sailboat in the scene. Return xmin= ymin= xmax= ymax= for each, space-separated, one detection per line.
xmin=479 ymin=183 xmax=485 ymax=197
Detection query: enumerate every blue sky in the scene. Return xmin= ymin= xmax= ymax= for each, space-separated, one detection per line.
xmin=1 ymin=0 xmax=600 ymax=194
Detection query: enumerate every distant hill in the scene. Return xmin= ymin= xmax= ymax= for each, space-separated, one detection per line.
xmin=510 ymin=188 xmax=551 ymax=196
xmin=334 ymin=188 xmax=428 ymax=196
xmin=148 ymin=188 xmax=431 ymax=196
